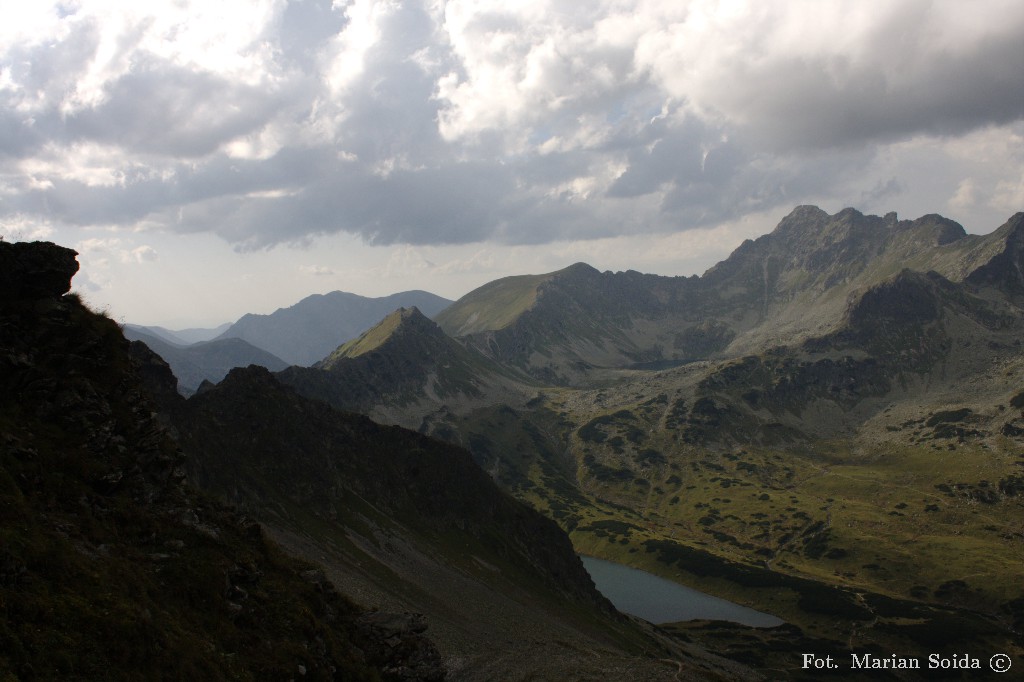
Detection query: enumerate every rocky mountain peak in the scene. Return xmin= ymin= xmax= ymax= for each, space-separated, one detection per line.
xmin=318 ymin=305 xmax=447 ymax=366
xmin=907 ymin=213 xmax=968 ymax=246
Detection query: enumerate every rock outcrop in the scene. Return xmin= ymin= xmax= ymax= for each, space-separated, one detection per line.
xmin=0 ymin=240 xmax=79 ymax=299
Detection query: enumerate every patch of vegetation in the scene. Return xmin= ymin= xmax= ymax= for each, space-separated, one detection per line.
xmin=925 ymin=409 xmax=974 ymax=426
xmin=582 ymin=454 xmax=635 ymax=483
xmin=577 ymin=520 xmax=643 ymax=537
xmin=1010 ymin=390 xmax=1024 ymax=410
xmin=636 ymin=449 xmax=666 ymax=466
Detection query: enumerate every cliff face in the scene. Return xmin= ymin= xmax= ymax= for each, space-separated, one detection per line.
xmin=0 ymin=241 xmax=444 ymax=681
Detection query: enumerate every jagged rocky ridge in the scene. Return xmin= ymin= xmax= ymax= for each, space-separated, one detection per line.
xmin=123 ymin=325 xmax=290 ymax=395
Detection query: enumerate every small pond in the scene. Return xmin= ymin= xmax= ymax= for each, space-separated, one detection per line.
xmin=580 ymin=555 xmax=784 ymax=627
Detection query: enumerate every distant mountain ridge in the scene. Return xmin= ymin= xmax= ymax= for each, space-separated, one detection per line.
xmin=435 ymin=207 xmax=1024 ymax=383
xmin=125 ymin=322 xmax=231 ymax=345
xmin=122 ymin=326 xmax=288 ymax=395
xmin=279 ymin=306 xmax=531 ymax=428
xmin=216 ymin=289 xmax=452 ymax=366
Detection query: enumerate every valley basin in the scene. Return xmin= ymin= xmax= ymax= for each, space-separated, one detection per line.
xmin=581 ymin=555 xmax=784 ymax=627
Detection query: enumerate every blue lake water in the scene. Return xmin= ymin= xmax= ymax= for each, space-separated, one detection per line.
xmin=580 ymin=555 xmax=784 ymax=627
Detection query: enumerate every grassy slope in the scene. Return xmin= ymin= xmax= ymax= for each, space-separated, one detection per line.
xmin=503 ymin=380 xmax=1024 ymax=655
xmin=434 ymin=272 xmax=552 ymax=336
xmin=426 ymin=337 xmax=1023 ymax=664
xmin=321 ymin=307 xmax=409 ymax=361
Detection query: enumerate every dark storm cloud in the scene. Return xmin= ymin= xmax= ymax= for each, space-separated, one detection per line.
xmin=727 ymin=33 xmax=1024 ymax=152
xmin=175 ymin=159 xmax=519 ymax=249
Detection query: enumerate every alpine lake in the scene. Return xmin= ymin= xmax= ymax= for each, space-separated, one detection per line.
xmin=581 ymin=555 xmax=784 ymax=627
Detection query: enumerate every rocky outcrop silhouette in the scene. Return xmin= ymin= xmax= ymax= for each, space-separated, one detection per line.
xmin=0 ymin=240 xmax=79 ymax=299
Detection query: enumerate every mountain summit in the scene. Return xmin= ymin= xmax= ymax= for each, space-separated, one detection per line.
xmin=279 ymin=306 xmax=529 ymax=426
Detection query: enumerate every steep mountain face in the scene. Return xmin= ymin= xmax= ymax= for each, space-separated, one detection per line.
xmin=0 ymin=241 xmax=444 ymax=681
xmin=684 ymin=268 xmax=1024 ymax=444
xmin=965 ymin=212 xmax=1024 ymax=298
xmin=170 ymin=365 xmax=609 ymax=609
xmin=217 ymin=289 xmax=452 ymax=366
xmin=123 ymin=326 xmax=289 ymax=395
xmin=698 ymin=207 xmax=1019 ymax=353
xmin=279 ymin=306 xmax=531 ymax=429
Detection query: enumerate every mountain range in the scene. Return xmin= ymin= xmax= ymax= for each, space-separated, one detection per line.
xmin=123 ymin=289 xmax=455 ymax=393
xmin=7 ymin=203 xmax=1023 ymax=679
xmin=1 ymin=240 xmax=749 ymax=680
xmin=278 ymin=206 xmax=1024 ymax=668
xmin=122 ymin=326 xmax=290 ymax=395
xmin=215 ymin=289 xmax=453 ymax=366
xmin=125 ymin=322 xmax=231 ymax=345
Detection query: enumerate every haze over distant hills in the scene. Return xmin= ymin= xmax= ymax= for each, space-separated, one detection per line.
xmin=122 ymin=326 xmax=289 ymax=395
xmin=125 ymin=322 xmax=231 ymax=345
xmin=124 ymin=289 xmax=454 ymax=392
xmin=215 ymin=289 xmax=453 ymax=366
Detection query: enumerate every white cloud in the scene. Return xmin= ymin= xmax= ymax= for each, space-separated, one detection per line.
xmin=129 ymin=244 xmax=157 ymax=262
xmin=0 ymin=0 xmax=1020 ymax=319
xmin=300 ymin=264 xmax=335 ymax=276
xmin=949 ymin=178 xmax=980 ymax=212
xmin=992 ymin=174 xmax=1024 ymax=216
xmin=0 ymin=213 xmax=54 ymax=240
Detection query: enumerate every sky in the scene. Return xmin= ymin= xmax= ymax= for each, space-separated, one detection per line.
xmin=1 ymin=0 xmax=1022 ymax=328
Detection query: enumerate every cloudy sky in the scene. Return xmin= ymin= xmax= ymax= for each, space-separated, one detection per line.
xmin=2 ymin=0 xmax=1022 ymax=327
